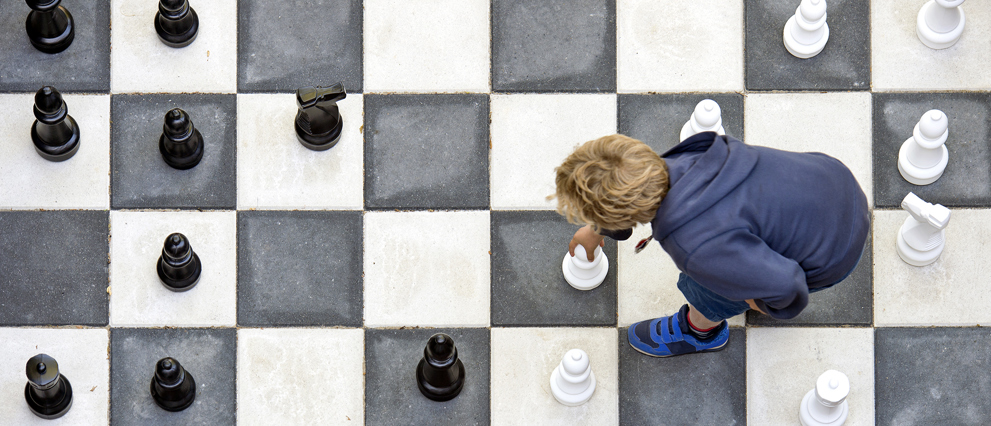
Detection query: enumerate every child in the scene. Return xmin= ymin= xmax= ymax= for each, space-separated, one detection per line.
xmin=553 ymin=133 xmax=869 ymax=357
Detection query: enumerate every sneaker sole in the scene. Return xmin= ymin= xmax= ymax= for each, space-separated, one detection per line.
xmin=628 ymin=338 xmax=728 ymax=358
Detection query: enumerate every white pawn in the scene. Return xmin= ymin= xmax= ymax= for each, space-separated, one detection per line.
xmin=898 ymin=110 xmax=949 ymax=186
xmin=799 ymin=370 xmax=850 ymax=426
xmin=917 ymin=0 xmax=966 ymax=50
xmin=550 ymin=349 xmax=596 ymax=407
xmin=679 ymin=99 xmax=726 ymax=142
xmin=783 ymin=0 xmax=829 ymax=59
xmin=897 ymin=192 xmax=950 ymax=267
xmin=562 ymin=244 xmax=608 ymax=291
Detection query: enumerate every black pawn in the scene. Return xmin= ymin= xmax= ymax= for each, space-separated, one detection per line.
xmin=150 ymin=357 xmax=196 ymax=412
xmin=155 ymin=0 xmax=198 ymax=48
xmin=295 ymin=83 xmax=347 ymax=151
xmin=31 ymin=86 xmax=80 ymax=162
xmin=157 ymin=233 xmax=201 ymax=291
xmin=24 ymin=354 xmax=73 ymax=420
xmin=416 ymin=333 xmax=466 ymax=402
xmin=159 ymin=108 xmax=204 ymax=170
xmin=25 ymin=0 xmax=74 ymax=54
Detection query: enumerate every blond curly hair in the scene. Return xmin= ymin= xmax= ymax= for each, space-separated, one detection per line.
xmin=552 ymin=134 xmax=669 ymax=231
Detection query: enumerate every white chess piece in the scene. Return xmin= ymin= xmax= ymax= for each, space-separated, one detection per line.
xmin=898 ymin=110 xmax=949 ymax=186
xmin=549 ymin=349 xmax=596 ymax=407
xmin=783 ymin=0 xmax=829 ymax=59
xmin=799 ymin=370 xmax=850 ymax=426
xmin=897 ymin=192 xmax=950 ymax=267
xmin=679 ymin=99 xmax=726 ymax=142
xmin=562 ymin=245 xmax=608 ymax=291
xmin=917 ymin=0 xmax=966 ymax=49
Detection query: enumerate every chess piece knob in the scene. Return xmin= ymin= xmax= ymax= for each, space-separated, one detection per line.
xmin=24 ymin=354 xmax=73 ymax=419
xmin=159 ymin=108 xmax=205 ymax=170
xmin=150 ymin=357 xmax=197 ymax=411
xmin=155 ymin=0 xmax=199 ymax=48
xmin=157 ymin=233 xmax=202 ymax=291
xmin=25 ymin=0 xmax=75 ymax=54
xmin=416 ymin=333 xmax=466 ymax=401
xmin=31 ymin=85 xmax=80 ymax=162
xmin=550 ymin=349 xmax=596 ymax=406
xmin=295 ymin=83 xmax=347 ymax=151
xmin=562 ymin=245 xmax=608 ymax=291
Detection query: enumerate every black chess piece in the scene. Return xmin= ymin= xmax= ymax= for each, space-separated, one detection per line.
xmin=159 ymin=108 xmax=204 ymax=170
xmin=24 ymin=354 xmax=73 ymax=420
xmin=295 ymin=83 xmax=347 ymax=151
xmin=416 ymin=333 xmax=466 ymax=401
xmin=31 ymin=86 xmax=80 ymax=162
xmin=25 ymin=0 xmax=75 ymax=54
xmin=157 ymin=233 xmax=202 ymax=291
xmin=155 ymin=0 xmax=198 ymax=48
xmin=150 ymin=357 xmax=196 ymax=412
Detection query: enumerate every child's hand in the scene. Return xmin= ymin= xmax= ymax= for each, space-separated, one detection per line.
xmin=569 ymin=225 xmax=605 ymax=262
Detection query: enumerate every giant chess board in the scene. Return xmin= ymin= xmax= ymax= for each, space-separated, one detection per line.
xmin=2 ymin=0 xmax=991 ymax=424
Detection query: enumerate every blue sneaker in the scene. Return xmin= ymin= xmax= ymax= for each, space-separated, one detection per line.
xmin=627 ymin=304 xmax=729 ymax=357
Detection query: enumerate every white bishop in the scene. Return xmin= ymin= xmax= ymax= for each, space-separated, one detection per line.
xmin=898 ymin=109 xmax=949 ymax=186
xmin=562 ymin=245 xmax=608 ymax=291
xmin=917 ymin=0 xmax=966 ymax=49
xmin=783 ymin=0 xmax=829 ymax=59
xmin=680 ymin=99 xmax=725 ymax=142
xmin=549 ymin=349 xmax=596 ymax=407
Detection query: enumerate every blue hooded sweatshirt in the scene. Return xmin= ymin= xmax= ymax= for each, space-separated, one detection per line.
xmin=605 ymin=132 xmax=870 ymax=320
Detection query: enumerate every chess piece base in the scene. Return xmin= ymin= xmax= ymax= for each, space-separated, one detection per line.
xmin=32 ymin=116 xmax=80 ymax=162
xmin=679 ymin=122 xmax=725 ymax=142
xmin=159 ymin=130 xmax=204 ymax=170
xmin=150 ymin=372 xmax=196 ymax=411
xmin=562 ymin=252 xmax=608 ymax=291
xmin=898 ymin=138 xmax=948 ymax=185
xmin=24 ymin=377 xmax=73 ymax=420
xmin=416 ymin=358 xmax=465 ymax=402
xmin=155 ymin=8 xmax=199 ymax=48
xmin=917 ymin=1 xmax=965 ymax=50
xmin=157 ymin=253 xmax=201 ymax=292
xmin=550 ymin=367 xmax=595 ymax=407
xmin=26 ymin=6 xmax=75 ymax=54
xmin=896 ymin=222 xmax=944 ymax=266
xmin=295 ymin=115 xmax=343 ymax=151
xmin=783 ymin=17 xmax=829 ymax=59
xmin=799 ymin=388 xmax=848 ymax=426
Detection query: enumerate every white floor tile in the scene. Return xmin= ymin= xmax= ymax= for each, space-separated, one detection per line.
xmin=617 ymin=0 xmax=744 ymax=93
xmin=617 ymin=224 xmax=745 ymax=327
xmin=364 ymin=0 xmax=490 ymax=93
xmin=491 ymin=327 xmax=618 ymax=426
xmin=747 ymin=327 xmax=874 ymax=426
xmin=363 ymin=211 xmax=491 ymax=327
xmin=0 ymin=328 xmax=109 ymax=425
xmin=236 ymin=93 xmax=364 ymax=210
xmin=745 ymin=92 xmax=874 ymax=206
xmin=111 ymin=0 xmax=237 ymax=93
xmin=872 ymin=0 xmax=991 ymax=91
xmin=110 ymin=211 xmax=236 ymax=327
xmin=490 ymin=94 xmax=617 ymax=210
xmin=237 ymin=328 xmax=364 ymax=425
xmin=0 ymin=94 xmax=110 ymax=209
xmin=874 ymin=209 xmax=991 ymax=326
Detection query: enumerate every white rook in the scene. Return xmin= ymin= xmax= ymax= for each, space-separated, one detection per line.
xmin=799 ymin=370 xmax=849 ymax=426
xmin=783 ymin=0 xmax=829 ymax=59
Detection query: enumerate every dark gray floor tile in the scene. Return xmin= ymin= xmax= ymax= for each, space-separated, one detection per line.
xmin=237 ymin=210 xmax=363 ymax=327
xmin=365 ymin=328 xmax=490 ymax=426
xmin=619 ymin=328 xmax=746 ymax=425
xmin=748 ymin=237 xmax=873 ymax=326
xmin=0 ymin=211 xmax=108 ymax=326
xmin=237 ymin=0 xmax=362 ymax=92
xmin=491 ymin=211 xmax=617 ymax=326
xmin=875 ymin=327 xmax=991 ymax=425
xmin=873 ymin=93 xmax=991 ymax=208
xmin=364 ymin=94 xmax=489 ymax=210
xmin=111 ymin=94 xmax=236 ymax=209
xmin=0 ymin=0 xmax=110 ymax=92
xmin=492 ymin=0 xmax=616 ymax=92
xmin=110 ymin=328 xmax=236 ymax=426
xmin=618 ymin=93 xmax=745 ymax=154
xmin=745 ymin=0 xmax=870 ymax=91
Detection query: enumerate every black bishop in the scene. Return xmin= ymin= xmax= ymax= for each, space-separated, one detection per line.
xmin=416 ymin=333 xmax=466 ymax=401
xmin=150 ymin=357 xmax=196 ymax=411
xmin=159 ymin=108 xmax=204 ymax=170
xmin=155 ymin=0 xmax=199 ymax=48
xmin=157 ymin=233 xmax=202 ymax=291
xmin=31 ymin=86 xmax=80 ymax=162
